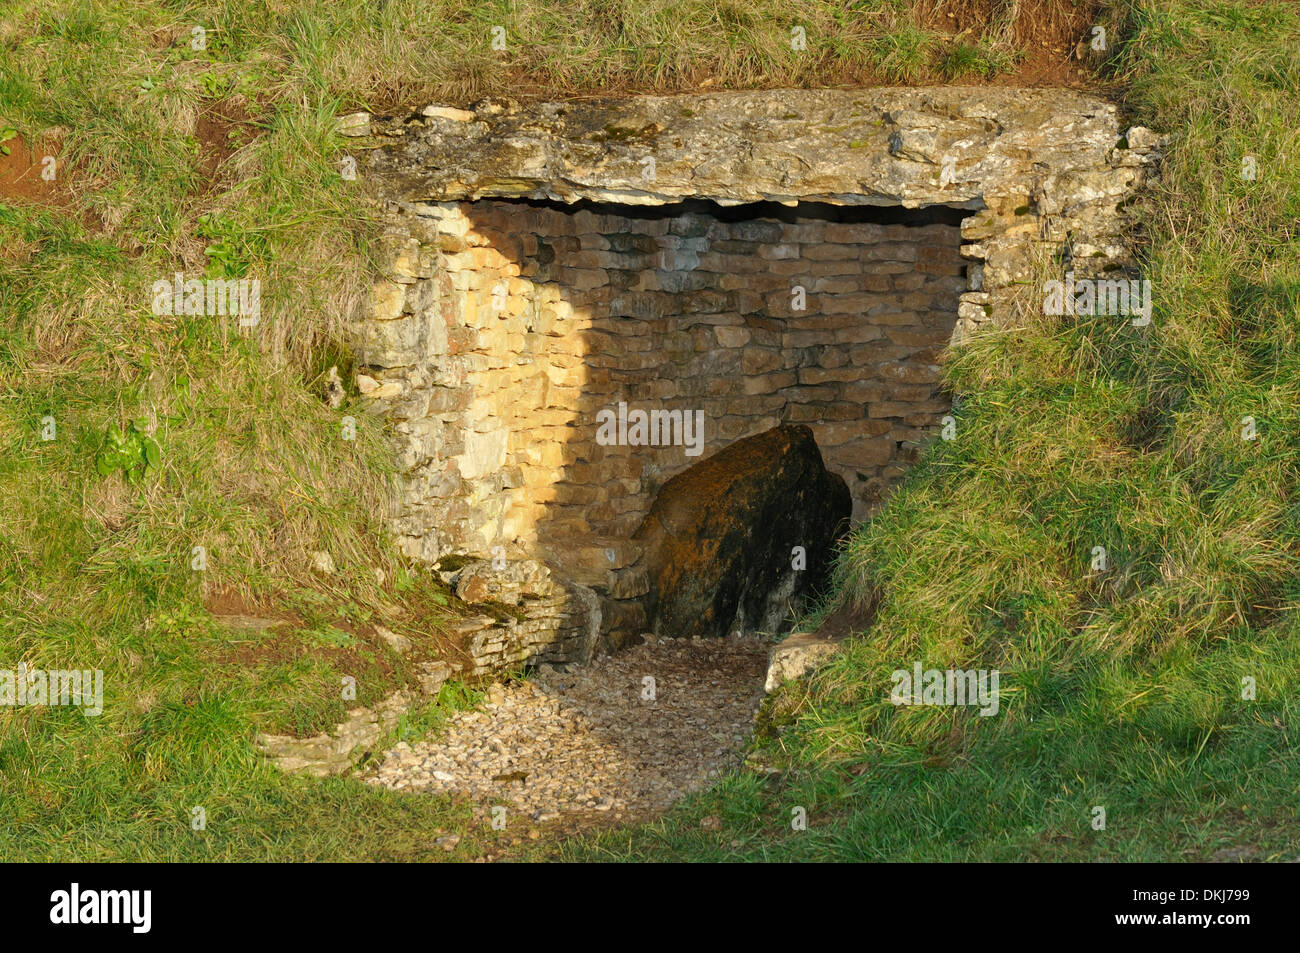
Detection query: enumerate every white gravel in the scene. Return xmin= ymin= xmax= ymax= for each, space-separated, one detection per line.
xmin=363 ymin=634 xmax=769 ymax=820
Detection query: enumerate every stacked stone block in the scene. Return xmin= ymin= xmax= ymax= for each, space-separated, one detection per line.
xmin=356 ymin=198 xmax=964 ymax=577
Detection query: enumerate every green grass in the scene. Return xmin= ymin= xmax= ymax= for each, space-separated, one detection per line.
xmin=557 ymin=0 xmax=1300 ymax=862
xmin=939 ymin=40 xmax=1021 ymax=81
xmin=3 ymin=0 xmax=1298 ymax=862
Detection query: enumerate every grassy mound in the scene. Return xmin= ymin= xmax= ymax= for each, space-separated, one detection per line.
xmin=2 ymin=0 xmax=1296 ymax=861
xmin=561 ymin=0 xmax=1300 ymax=862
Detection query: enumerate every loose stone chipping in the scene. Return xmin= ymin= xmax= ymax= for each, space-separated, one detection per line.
xmin=363 ymin=635 xmax=769 ymax=817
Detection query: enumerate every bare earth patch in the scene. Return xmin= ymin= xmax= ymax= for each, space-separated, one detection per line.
xmin=0 ymin=132 xmax=78 ymax=209
xmin=364 ymin=635 xmax=769 ymax=822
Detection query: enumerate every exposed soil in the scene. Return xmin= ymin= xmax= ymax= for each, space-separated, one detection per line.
xmin=205 ymin=584 xmax=296 ymax=627
xmin=812 ymin=596 xmax=879 ymax=642
xmin=194 ymin=100 xmax=262 ymax=194
xmin=918 ymin=0 xmax=1103 ymax=89
xmin=203 ymin=583 xmax=469 ymax=712
xmin=0 ymin=132 xmax=78 ymax=208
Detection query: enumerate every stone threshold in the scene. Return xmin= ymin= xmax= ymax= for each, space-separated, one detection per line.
xmin=255 ymin=659 xmax=458 ymax=777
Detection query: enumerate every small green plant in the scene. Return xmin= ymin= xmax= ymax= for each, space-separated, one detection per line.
xmin=199 ymin=71 xmax=228 ymax=98
xmin=94 ymin=417 xmax=161 ymax=484
xmin=233 ymin=71 xmax=262 ymax=99
xmin=196 ymin=212 xmax=265 ymax=279
xmin=0 ymin=127 xmax=17 ymax=156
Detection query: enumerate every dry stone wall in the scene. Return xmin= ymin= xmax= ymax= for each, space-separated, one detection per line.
xmin=366 ymin=198 xmax=963 ymax=560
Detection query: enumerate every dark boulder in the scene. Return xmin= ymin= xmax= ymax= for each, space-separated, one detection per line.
xmin=632 ymin=424 xmax=851 ymax=640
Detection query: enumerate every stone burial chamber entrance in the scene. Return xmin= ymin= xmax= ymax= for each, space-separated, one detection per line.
xmin=348 ymin=86 xmax=1158 ymax=677
xmin=416 ymin=194 xmax=968 ymax=532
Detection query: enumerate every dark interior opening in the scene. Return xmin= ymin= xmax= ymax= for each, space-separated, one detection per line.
xmin=491 ymin=195 xmax=970 ymax=228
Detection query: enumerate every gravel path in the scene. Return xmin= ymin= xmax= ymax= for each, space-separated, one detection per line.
xmin=363 ymin=634 xmax=769 ymax=822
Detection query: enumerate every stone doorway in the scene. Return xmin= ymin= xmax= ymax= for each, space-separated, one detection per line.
xmin=349 ymin=87 xmax=1153 ymax=672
